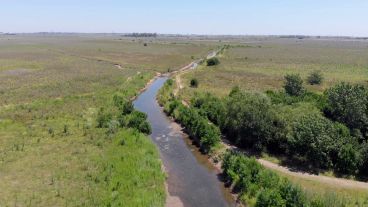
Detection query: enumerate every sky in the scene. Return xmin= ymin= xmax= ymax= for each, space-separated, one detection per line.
xmin=1 ymin=0 xmax=367 ymax=36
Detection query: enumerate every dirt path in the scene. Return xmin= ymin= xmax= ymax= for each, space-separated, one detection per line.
xmin=172 ymin=49 xmax=368 ymax=192
xmin=173 ymin=50 xmax=220 ymax=96
xmin=257 ymin=159 xmax=368 ymax=190
xmin=173 ymin=61 xmax=197 ymax=96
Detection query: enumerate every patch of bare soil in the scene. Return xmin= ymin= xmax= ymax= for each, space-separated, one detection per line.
xmin=1 ymin=68 xmax=33 ymax=76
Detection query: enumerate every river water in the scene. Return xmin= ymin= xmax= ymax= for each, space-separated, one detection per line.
xmin=133 ymin=77 xmax=236 ymax=207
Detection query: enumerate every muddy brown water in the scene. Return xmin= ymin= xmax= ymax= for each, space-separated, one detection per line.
xmin=134 ymin=77 xmax=236 ymax=207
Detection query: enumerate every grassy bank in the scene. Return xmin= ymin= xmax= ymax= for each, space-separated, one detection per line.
xmin=0 ymin=72 xmax=166 ymax=206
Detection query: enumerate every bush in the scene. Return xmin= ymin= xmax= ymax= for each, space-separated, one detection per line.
xmin=222 ymin=152 xmax=309 ymax=207
xmin=336 ymin=144 xmax=361 ymax=175
xmin=166 ymin=79 xmax=174 ymax=86
xmin=96 ymin=107 xmax=112 ymax=128
xmin=325 ymin=82 xmax=368 ymax=138
xmin=359 ymin=142 xmax=368 ymax=176
xmin=120 ymin=111 xmax=152 ymax=134
xmin=199 ymin=123 xmax=221 ymax=153
xmin=190 ymin=78 xmax=198 ymax=88
xmin=113 ymin=95 xmax=134 ymax=115
xmin=192 ymin=93 xmax=226 ymax=128
xmin=256 ymin=189 xmax=285 ymax=207
xmin=266 ymin=90 xmax=327 ymax=110
xmin=279 ymin=180 xmax=307 ymax=207
xmin=206 ymin=57 xmax=220 ymax=66
xmin=307 ymin=71 xmax=324 ymax=85
xmin=224 ymin=91 xmax=285 ymax=152
xmin=164 ymin=99 xmax=221 ymax=153
xmin=289 ymin=113 xmax=350 ymax=169
xmin=122 ymin=101 xmax=134 ymax=115
xmin=284 ymin=74 xmax=304 ymax=96
xmin=106 ymin=120 xmax=120 ymax=137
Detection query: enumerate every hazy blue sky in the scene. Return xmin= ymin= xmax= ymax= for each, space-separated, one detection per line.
xmin=1 ymin=0 xmax=367 ymax=36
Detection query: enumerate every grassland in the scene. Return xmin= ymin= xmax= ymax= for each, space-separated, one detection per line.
xmin=0 ymin=34 xmax=214 ymax=206
xmin=181 ymin=37 xmax=368 ymax=98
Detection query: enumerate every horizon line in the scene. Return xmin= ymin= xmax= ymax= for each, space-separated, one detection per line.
xmin=1 ymin=32 xmax=368 ymax=39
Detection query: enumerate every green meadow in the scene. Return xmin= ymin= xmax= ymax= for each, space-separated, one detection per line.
xmin=0 ymin=34 xmax=214 ymax=206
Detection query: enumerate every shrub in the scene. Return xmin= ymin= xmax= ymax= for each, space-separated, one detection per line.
xmin=289 ymin=113 xmax=350 ymax=169
xmin=229 ymin=86 xmax=241 ymax=97
xmin=279 ymin=180 xmax=307 ymax=207
xmin=63 ymin=125 xmax=69 ymax=135
xmin=222 ymin=152 xmax=309 ymax=207
xmin=97 ymin=107 xmax=112 ymax=128
xmin=190 ymin=78 xmax=198 ymax=88
xmin=119 ymin=110 xmax=152 ymax=134
xmin=284 ymin=74 xmax=304 ymax=96
xmin=325 ymin=82 xmax=368 ymax=138
xmin=162 ymin=98 xmax=221 ymax=153
xmin=359 ymin=142 xmax=368 ymax=176
xmin=266 ymin=90 xmax=327 ymax=110
xmin=122 ymin=101 xmax=134 ymax=115
xmin=106 ymin=120 xmax=120 ymax=137
xmin=336 ymin=143 xmax=361 ymax=175
xmin=206 ymin=57 xmax=220 ymax=66
xmin=166 ymin=79 xmax=174 ymax=86
xmin=307 ymin=71 xmax=324 ymax=85
xmin=199 ymin=123 xmax=221 ymax=153
xmin=192 ymin=93 xmax=226 ymax=128
xmin=224 ymin=91 xmax=285 ymax=152
xmin=256 ymin=189 xmax=285 ymax=207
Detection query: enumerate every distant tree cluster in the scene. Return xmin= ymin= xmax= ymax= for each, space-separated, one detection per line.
xmin=124 ymin=33 xmax=158 ymax=38
xmin=284 ymin=71 xmax=324 ymax=96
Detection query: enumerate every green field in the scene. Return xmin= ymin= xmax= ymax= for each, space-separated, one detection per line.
xmin=181 ymin=37 xmax=368 ymax=98
xmin=0 ymin=34 xmax=214 ymax=206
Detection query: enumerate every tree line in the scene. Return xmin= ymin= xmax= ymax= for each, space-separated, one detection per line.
xmin=192 ymin=75 xmax=368 ymax=177
xmin=123 ymin=33 xmax=158 ymax=38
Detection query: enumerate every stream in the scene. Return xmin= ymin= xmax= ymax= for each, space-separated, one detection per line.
xmin=133 ymin=77 xmax=236 ymax=207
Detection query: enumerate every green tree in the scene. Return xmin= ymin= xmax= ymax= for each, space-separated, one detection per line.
xmin=224 ymin=92 xmax=284 ymax=151
xmin=284 ymin=74 xmax=304 ymax=96
xmin=359 ymin=142 xmax=368 ymax=176
xmin=325 ymin=82 xmax=368 ymax=138
xmin=289 ymin=113 xmax=347 ymax=169
xmin=336 ymin=144 xmax=361 ymax=175
xmin=307 ymin=71 xmax=324 ymax=85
